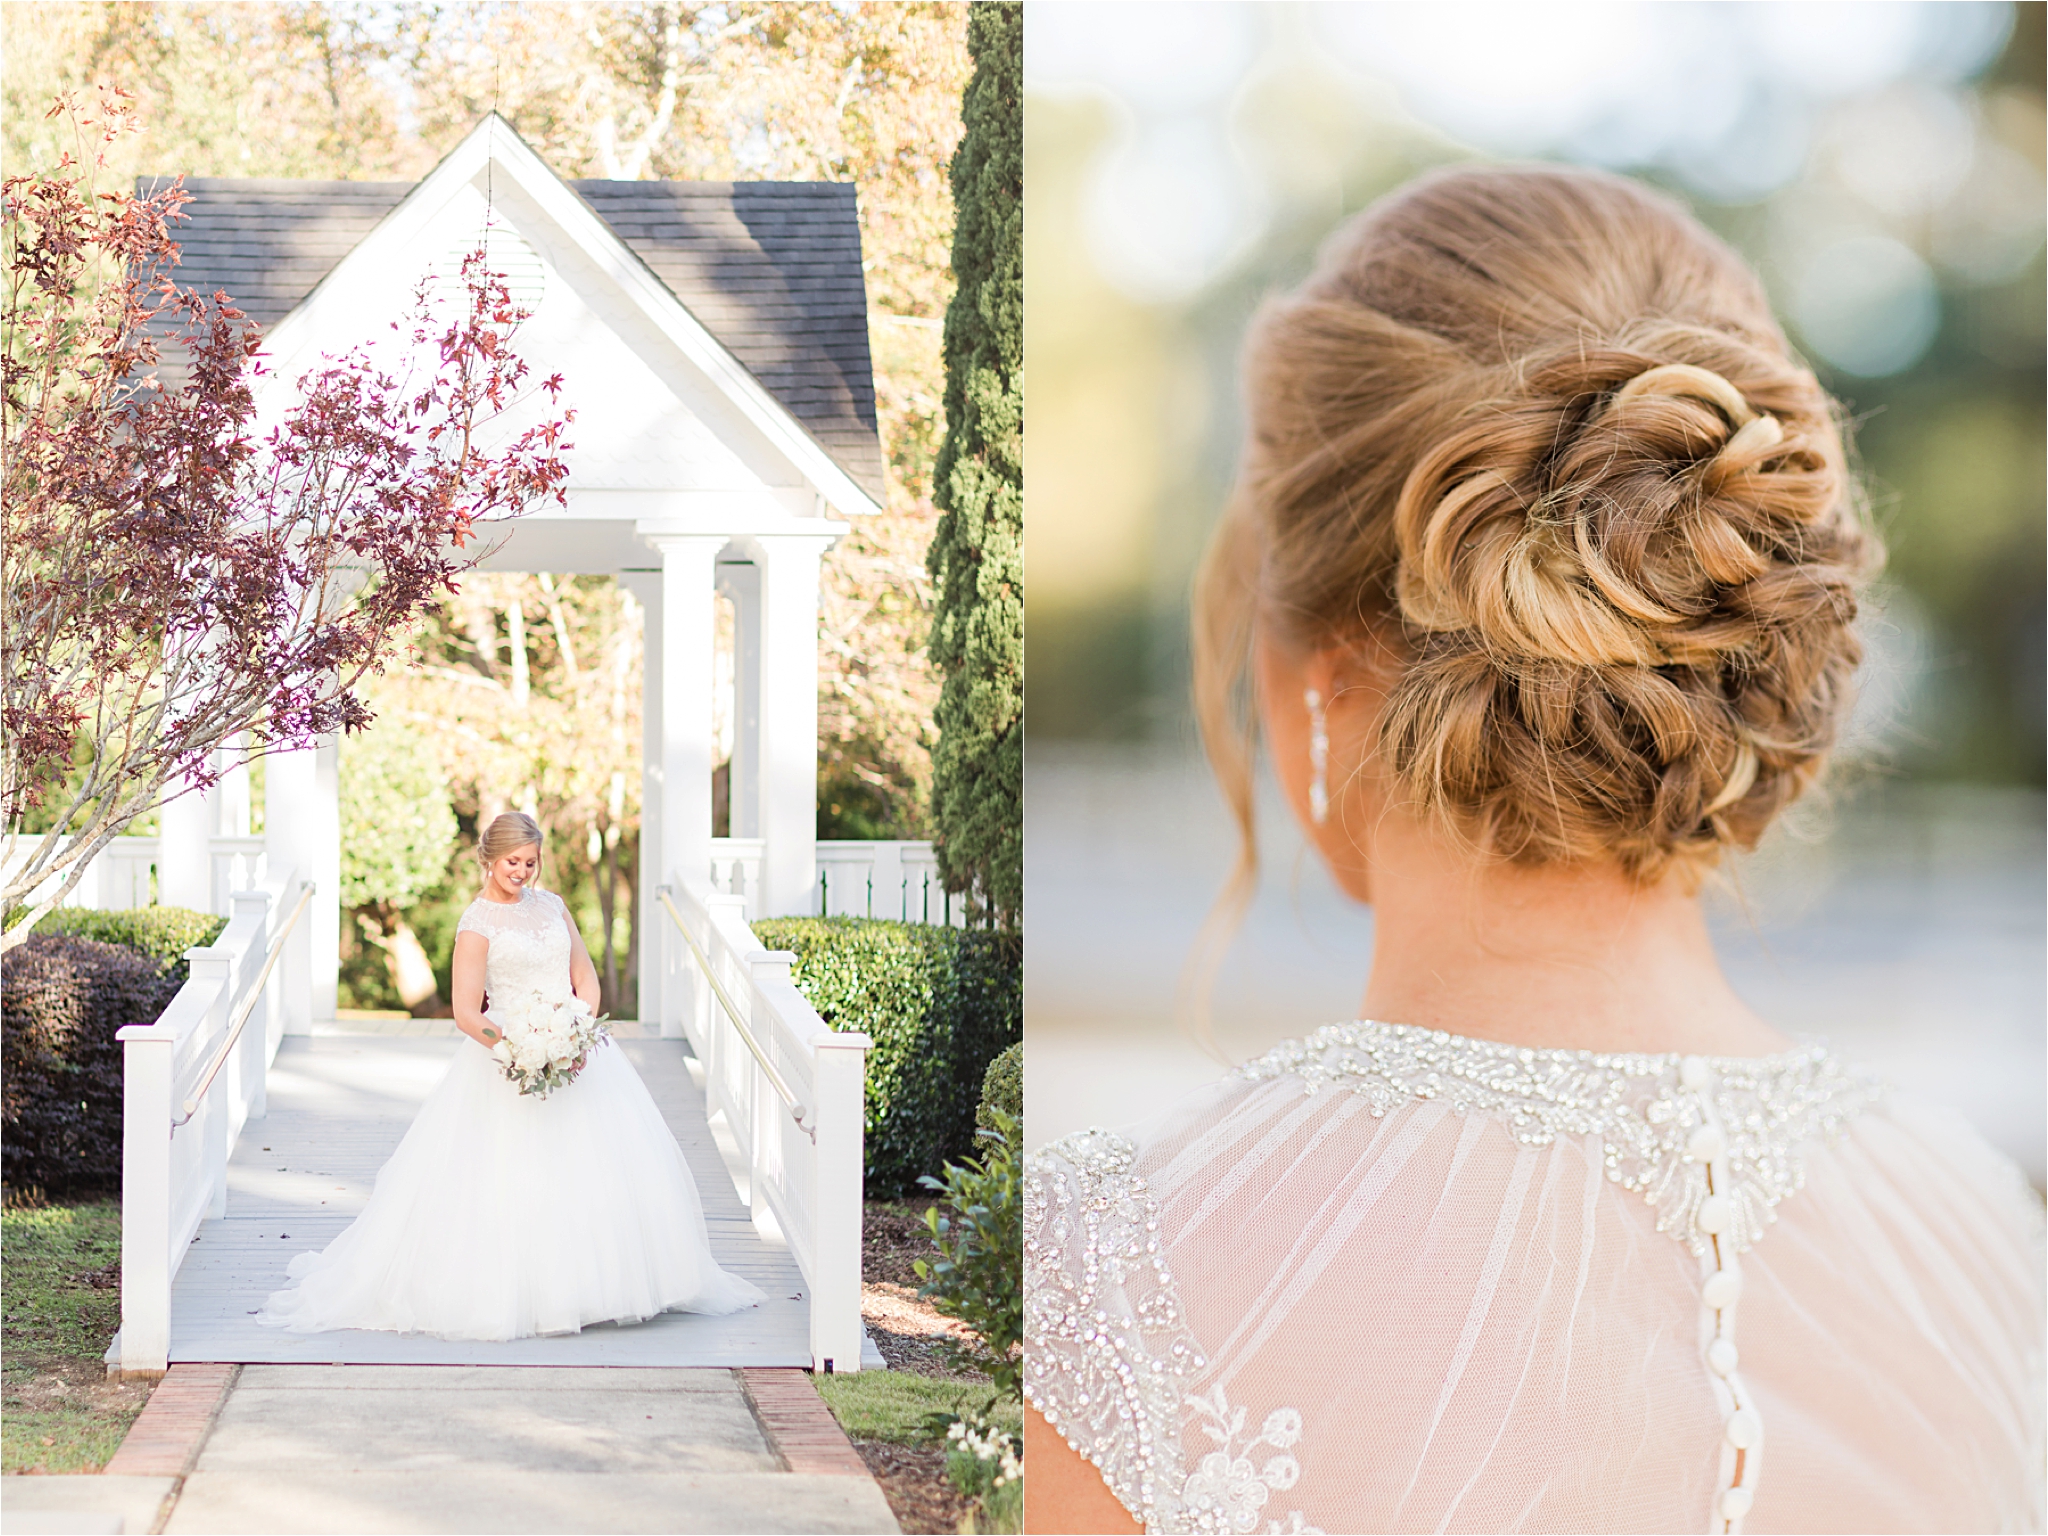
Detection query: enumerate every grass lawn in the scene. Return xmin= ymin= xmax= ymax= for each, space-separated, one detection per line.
xmin=813 ymin=1369 xmax=1021 ymax=1444
xmin=2 ymin=1200 xmax=152 ymax=1474
xmin=815 ymin=1370 xmax=1021 ymax=1535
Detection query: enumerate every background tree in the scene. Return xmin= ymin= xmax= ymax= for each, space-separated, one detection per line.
xmin=4 ymin=2 xmax=971 ymax=839
xmin=339 ymin=722 xmax=459 ymax=1014
xmin=362 ymin=572 xmax=646 ymax=1015
xmin=925 ymin=1 xmax=1022 ymax=927
xmin=1 ymin=91 xmax=572 ymax=949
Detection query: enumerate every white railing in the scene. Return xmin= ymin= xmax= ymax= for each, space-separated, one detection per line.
xmin=658 ymin=879 xmax=871 ymax=1373
xmin=2 ymin=833 xmax=159 ymax=912
xmin=708 ymin=837 xmax=765 ymax=909
xmin=5 ymin=832 xmax=267 ymax=917
xmin=816 ymin=840 xmax=966 ymax=926
xmin=111 ymin=870 xmax=312 ymax=1379
xmin=209 ymin=836 xmax=267 ymax=915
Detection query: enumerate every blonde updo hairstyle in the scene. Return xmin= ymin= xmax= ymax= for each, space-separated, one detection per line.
xmin=1195 ymin=165 xmax=1880 ymax=897
xmin=477 ymin=812 xmax=545 ymax=879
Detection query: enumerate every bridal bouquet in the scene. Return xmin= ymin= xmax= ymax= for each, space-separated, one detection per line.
xmin=486 ymin=991 xmax=611 ymax=1098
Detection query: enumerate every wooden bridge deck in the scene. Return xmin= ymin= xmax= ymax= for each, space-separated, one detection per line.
xmin=167 ymin=1031 xmax=879 ymax=1368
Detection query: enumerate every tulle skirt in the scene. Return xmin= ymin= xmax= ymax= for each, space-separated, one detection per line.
xmin=259 ymin=1037 xmax=765 ymax=1339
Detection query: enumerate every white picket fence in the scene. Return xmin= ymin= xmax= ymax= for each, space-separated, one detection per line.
xmin=816 ymin=839 xmax=964 ymax=925
xmin=112 ymin=869 xmax=313 ymax=1377
xmin=657 ymin=879 xmax=871 ymax=1374
xmin=704 ymin=837 xmax=963 ymax=926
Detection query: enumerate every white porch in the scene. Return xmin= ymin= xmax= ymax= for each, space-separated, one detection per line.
xmin=158 ymin=1030 xmax=880 ymax=1370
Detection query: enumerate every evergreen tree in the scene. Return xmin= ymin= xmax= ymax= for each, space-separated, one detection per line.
xmin=926 ymin=0 xmax=1022 ymax=929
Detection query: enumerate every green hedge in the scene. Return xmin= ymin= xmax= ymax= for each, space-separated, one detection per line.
xmin=33 ymin=907 xmax=226 ymax=983
xmin=753 ymin=918 xmax=1020 ymax=1197
xmin=2 ymin=936 xmax=182 ymax=1195
xmin=978 ymin=1042 xmax=1020 ymax=1130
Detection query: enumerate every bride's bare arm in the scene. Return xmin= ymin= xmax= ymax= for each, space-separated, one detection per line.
xmin=1024 ymin=1404 xmax=1142 ymax=1534
xmin=558 ymin=905 xmax=603 ymax=1013
xmin=451 ymin=931 xmax=502 ymax=1048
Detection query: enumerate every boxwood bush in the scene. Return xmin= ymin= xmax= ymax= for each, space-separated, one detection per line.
xmin=33 ymin=906 xmax=225 ymax=982
xmin=978 ymin=1042 xmax=1021 ymax=1131
xmin=2 ymin=935 xmax=184 ymax=1196
xmin=752 ymin=918 xmax=1020 ymax=1196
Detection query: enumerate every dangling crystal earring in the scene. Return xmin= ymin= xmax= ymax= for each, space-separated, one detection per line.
xmin=1305 ymin=688 xmax=1330 ymax=825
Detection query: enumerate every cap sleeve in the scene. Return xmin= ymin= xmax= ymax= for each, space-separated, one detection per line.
xmin=455 ymin=900 xmax=491 ymax=941
xmin=1025 ymin=1130 xmax=1203 ymax=1532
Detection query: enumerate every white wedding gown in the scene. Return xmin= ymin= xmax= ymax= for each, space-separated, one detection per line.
xmin=261 ymin=886 xmax=764 ymax=1339
xmin=1027 ymin=1022 xmax=2045 ymax=1534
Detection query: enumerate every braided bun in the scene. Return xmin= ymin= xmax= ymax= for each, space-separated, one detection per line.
xmin=1196 ymin=165 xmax=1879 ymax=887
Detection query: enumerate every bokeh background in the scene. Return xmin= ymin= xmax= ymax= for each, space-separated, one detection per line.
xmin=1023 ymin=1 xmax=2047 ymax=1181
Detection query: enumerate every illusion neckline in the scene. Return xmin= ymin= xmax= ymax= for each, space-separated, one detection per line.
xmin=1279 ymin=1016 xmax=1825 ymax=1073
xmin=476 ymin=886 xmax=533 ymax=908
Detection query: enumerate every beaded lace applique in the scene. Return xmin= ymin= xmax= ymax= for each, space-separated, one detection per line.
xmin=1025 ymin=1132 xmax=1322 ymax=1534
xmin=457 ymin=890 xmax=574 ymax=1005
xmin=1238 ymin=1021 xmax=1884 ymax=1257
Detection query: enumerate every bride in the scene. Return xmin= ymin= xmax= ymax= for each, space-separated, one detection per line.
xmin=1024 ymin=166 xmax=2043 ymax=1533
xmin=262 ymin=812 xmax=763 ymax=1339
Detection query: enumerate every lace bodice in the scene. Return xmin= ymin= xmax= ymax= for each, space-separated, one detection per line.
xmin=1026 ymin=1021 xmax=2044 ymax=1534
xmin=456 ymin=888 xmax=574 ymax=1005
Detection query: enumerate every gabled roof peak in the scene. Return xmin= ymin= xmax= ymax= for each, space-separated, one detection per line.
xmin=146 ymin=116 xmax=883 ymax=510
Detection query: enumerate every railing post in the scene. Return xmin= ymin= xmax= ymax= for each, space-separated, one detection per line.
xmin=232 ymin=889 xmax=271 ymax=1121
xmin=115 ymin=1024 xmax=174 ymax=1379
xmin=746 ymin=950 xmax=800 ymax=1221
xmin=699 ymin=893 xmax=748 ymax=1054
xmin=185 ymin=947 xmax=233 ymax=1221
xmin=810 ymin=1028 xmax=872 ymax=1373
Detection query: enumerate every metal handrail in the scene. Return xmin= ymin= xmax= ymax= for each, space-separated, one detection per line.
xmin=658 ymin=885 xmax=812 ymax=1139
xmin=171 ymin=881 xmax=314 ymax=1129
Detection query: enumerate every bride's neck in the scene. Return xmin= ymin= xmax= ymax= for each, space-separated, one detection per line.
xmin=1357 ymin=817 xmax=1788 ymax=1059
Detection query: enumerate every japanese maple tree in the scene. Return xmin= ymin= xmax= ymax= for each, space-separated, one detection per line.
xmin=1 ymin=93 xmax=573 ymax=950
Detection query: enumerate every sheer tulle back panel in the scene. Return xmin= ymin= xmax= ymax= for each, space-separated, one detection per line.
xmin=1123 ymin=1076 xmax=2041 ymax=1533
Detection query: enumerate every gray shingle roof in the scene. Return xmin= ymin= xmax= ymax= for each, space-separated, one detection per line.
xmin=142 ymin=174 xmax=885 ymax=502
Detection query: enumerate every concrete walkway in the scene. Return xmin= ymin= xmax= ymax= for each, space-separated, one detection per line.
xmin=3 ymin=1366 xmax=899 ymax=1535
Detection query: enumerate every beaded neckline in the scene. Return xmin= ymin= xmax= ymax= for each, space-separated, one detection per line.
xmin=1236 ymin=1019 xmax=1884 ymax=1255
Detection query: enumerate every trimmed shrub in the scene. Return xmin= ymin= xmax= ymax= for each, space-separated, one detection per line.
xmin=753 ymin=918 xmax=1021 ymax=1196
xmin=3 ymin=935 xmax=182 ymax=1195
xmin=33 ymin=906 xmax=225 ymax=982
xmin=977 ymin=1042 xmax=1020 ymax=1131
xmin=916 ymin=1106 xmax=1022 ymax=1397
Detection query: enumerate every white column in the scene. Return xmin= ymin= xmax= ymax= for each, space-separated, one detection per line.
xmin=717 ymin=561 xmax=763 ymax=839
xmin=754 ymin=535 xmax=836 ymax=918
xmin=622 ymin=573 xmax=663 ymax=1029
xmin=645 ymin=536 xmax=725 ymax=1040
xmin=156 ymin=774 xmax=212 ymax=913
xmin=264 ymin=747 xmax=318 ymax=1036
xmin=311 ymin=735 xmax=341 ymax=1022
xmin=216 ymin=734 xmax=251 ymax=838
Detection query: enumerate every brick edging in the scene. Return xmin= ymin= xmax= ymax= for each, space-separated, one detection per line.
xmin=103 ymin=1363 xmax=238 ymax=1478
xmin=739 ymin=1366 xmax=873 ymax=1476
